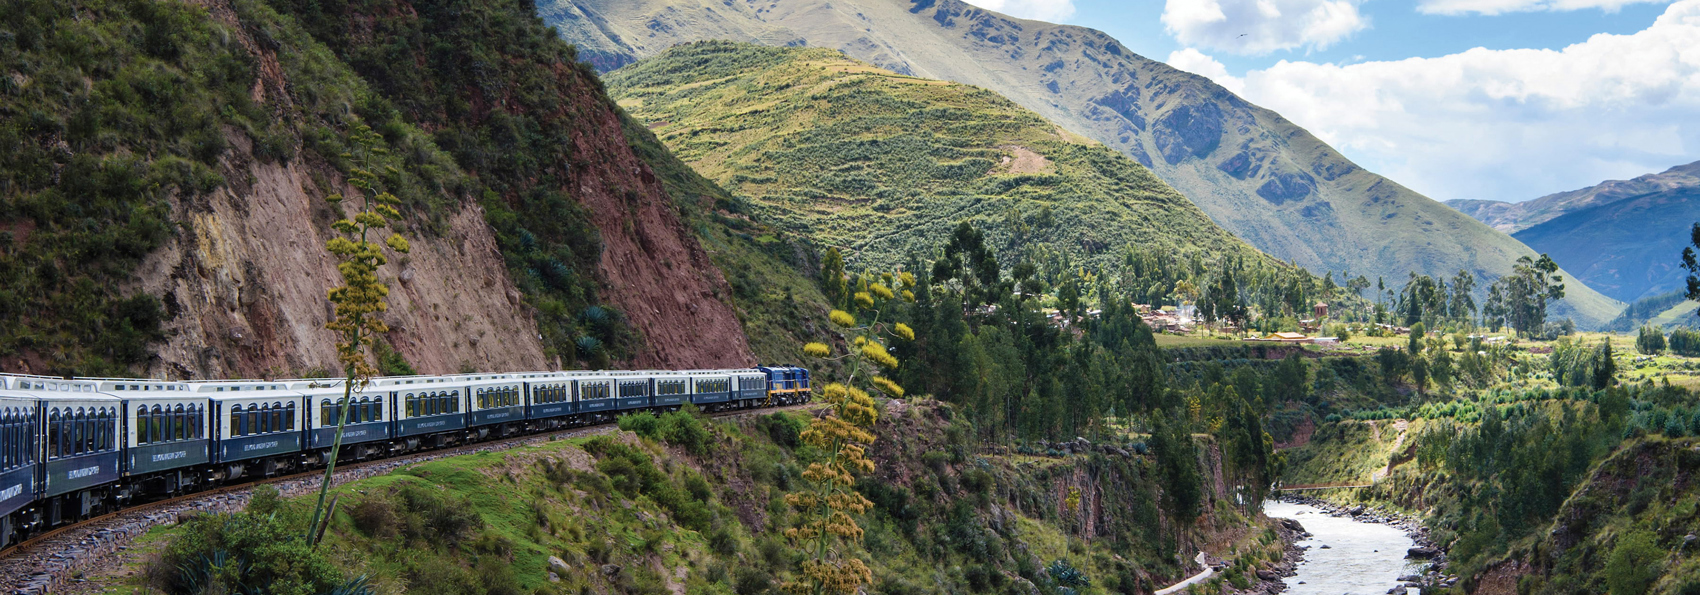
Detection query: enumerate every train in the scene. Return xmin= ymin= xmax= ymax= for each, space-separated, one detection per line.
xmin=0 ymin=365 xmax=812 ymax=549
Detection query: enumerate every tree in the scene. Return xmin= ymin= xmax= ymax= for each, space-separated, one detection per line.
xmin=1150 ymin=410 xmax=1201 ymax=522
xmin=1682 ymin=222 xmax=1700 ymax=319
xmin=307 ymin=123 xmax=409 ymax=546
xmin=820 ymin=247 xmax=848 ymax=309
xmin=1592 ymin=340 xmax=1617 ymax=390
xmin=1637 ymin=325 xmax=1667 ymax=355
xmin=1057 ymin=277 xmax=1081 ymax=326
xmin=1487 ymin=255 xmax=1565 ymax=336
xmin=1449 ymin=269 xmax=1477 ymax=323
xmin=1408 ymin=322 xmax=1427 ymax=355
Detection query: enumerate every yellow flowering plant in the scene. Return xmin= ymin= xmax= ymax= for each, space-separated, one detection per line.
xmin=784 ymin=268 xmax=913 ymax=594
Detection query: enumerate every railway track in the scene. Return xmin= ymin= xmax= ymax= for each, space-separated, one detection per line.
xmin=1 ymin=404 xmax=812 ymax=594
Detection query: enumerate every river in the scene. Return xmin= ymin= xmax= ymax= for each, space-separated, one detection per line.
xmin=1263 ymin=500 xmax=1430 ymax=595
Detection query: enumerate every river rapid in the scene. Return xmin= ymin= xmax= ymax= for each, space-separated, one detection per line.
xmin=1264 ymin=500 xmax=1430 ymax=595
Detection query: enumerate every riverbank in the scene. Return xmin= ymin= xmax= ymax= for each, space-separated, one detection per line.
xmin=1276 ymin=494 xmax=1460 ymax=591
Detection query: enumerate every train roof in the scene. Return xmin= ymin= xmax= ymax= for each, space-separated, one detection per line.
xmin=194 ymin=381 xmax=301 ymax=399
xmin=0 ymin=374 xmax=112 ymax=400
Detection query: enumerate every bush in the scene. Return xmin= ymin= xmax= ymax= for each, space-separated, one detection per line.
xmin=659 ymin=406 xmax=709 ymax=455
xmin=151 ymin=511 xmax=353 ymax=595
xmin=1605 ymin=531 xmax=1662 ymax=595
xmin=618 ymin=412 xmax=661 ymax=437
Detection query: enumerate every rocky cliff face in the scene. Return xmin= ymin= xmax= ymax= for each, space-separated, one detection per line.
xmin=0 ymin=0 xmax=753 ymax=377
xmin=132 ymin=136 xmax=549 ymax=379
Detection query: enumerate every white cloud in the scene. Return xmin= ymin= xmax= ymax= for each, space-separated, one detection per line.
xmin=1161 ymin=0 xmax=1369 ymax=55
xmin=960 ymin=0 xmax=1076 ymax=22
xmin=1418 ymin=0 xmax=1671 ymax=16
xmin=1166 ymin=48 xmax=1247 ymax=94
xmin=1220 ymin=0 xmax=1700 ymax=202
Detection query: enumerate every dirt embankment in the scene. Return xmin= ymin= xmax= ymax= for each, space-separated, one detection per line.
xmin=560 ymin=93 xmax=754 ymax=370
xmin=131 ymin=0 xmax=548 ymax=379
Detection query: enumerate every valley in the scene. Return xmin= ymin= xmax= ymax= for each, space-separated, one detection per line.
xmin=3 ymin=0 xmax=1699 ymax=594
xmin=541 ymin=0 xmax=1624 ymax=328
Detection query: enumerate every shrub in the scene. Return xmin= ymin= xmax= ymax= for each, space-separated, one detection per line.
xmin=658 ymin=407 xmax=709 ymax=455
xmin=1605 ymin=531 xmax=1662 ymax=595
xmin=618 ymin=411 xmax=661 ymax=438
xmin=151 ymin=511 xmax=350 ymax=595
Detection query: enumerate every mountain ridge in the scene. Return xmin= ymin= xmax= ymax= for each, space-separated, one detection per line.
xmin=1448 ymin=160 xmax=1700 ymax=233
xmin=539 ymin=0 xmax=1624 ymax=327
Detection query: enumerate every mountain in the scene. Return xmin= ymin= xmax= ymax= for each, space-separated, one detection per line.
xmin=1602 ymin=292 xmax=1698 ymax=332
xmin=1510 ymin=186 xmax=1700 ymax=303
xmin=538 ymin=0 xmax=1623 ymax=327
xmin=606 ymin=42 xmax=1267 ymax=273
xmin=0 ymin=0 xmax=845 ymax=376
xmin=1448 ymin=160 xmax=1700 ymax=233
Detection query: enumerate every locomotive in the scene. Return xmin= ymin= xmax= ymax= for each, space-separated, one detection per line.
xmin=0 ymin=365 xmax=812 ymax=549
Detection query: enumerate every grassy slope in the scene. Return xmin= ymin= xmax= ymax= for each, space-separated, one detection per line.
xmin=537 ymin=0 xmax=1623 ymax=328
xmin=118 ymin=402 xmax=1292 ymax=595
xmin=605 ymin=42 xmax=1266 ymax=272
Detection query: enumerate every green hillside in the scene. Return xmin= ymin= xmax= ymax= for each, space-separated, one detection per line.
xmin=606 ymin=42 xmax=1265 ymax=272
xmin=539 ymin=0 xmax=1623 ymax=328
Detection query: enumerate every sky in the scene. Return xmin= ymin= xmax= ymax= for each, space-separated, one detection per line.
xmin=961 ymin=0 xmax=1700 ymax=204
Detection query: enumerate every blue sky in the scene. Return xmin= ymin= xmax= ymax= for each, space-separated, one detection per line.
xmin=963 ymin=0 xmax=1700 ymax=204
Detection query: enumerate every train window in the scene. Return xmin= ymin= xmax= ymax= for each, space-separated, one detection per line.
xmin=2 ymin=409 xmax=11 ymax=470
xmin=232 ymin=407 xmax=244 ymax=437
xmin=373 ymin=400 xmax=382 ymax=421
xmin=246 ymin=404 xmax=259 ymax=436
xmin=101 ymin=408 xmax=112 ymax=451
xmin=72 ymin=408 xmax=84 ymax=456
xmin=136 ymin=406 xmax=150 ymax=445
xmin=267 ymin=403 xmax=279 ymax=435
xmin=284 ymin=403 xmax=295 ymax=431
xmin=149 ymin=405 xmax=163 ymax=443
xmin=173 ymin=404 xmax=185 ymax=441
xmin=405 ymin=394 xmax=416 ymax=417
xmin=47 ymin=409 xmax=58 ymax=459
xmin=260 ymin=404 xmax=272 ymax=434
xmin=321 ymin=399 xmax=333 ymax=427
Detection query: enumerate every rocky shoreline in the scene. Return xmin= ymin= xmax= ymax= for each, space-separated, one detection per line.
xmin=1276 ymin=494 xmax=1460 ymax=593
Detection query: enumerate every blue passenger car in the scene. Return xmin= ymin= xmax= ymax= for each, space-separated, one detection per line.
xmin=102 ymin=380 xmax=210 ymax=492
xmin=575 ymin=376 xmax=617 ymax=414
xmin=466 ymin=375 xmax=525 ymax=428
xmin=522 ymin=373 xmax=573 ymax=420
xmin=614 ymin=373 xmax=652 ymax=410
xmin=379 ymin=376 xmax=467 ymax=439
xmin=688 ymin=372 xmax=732 ymax=405
xmin=0 ymin=384 xmax=38 ymax=548
xmin=25 ymin=377 xmax=121 ymax=521
xmin=652 ymin=373 xmax=689 ymax=408
xmin=297 ymin=381 xmax=391 ymax=451
xmin=201 ymin=383 xmax=304 ymax=473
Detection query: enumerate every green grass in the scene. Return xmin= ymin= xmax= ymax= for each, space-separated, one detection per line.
xmin=606 ymin=42 xmax=1268 ymax=274
xmin=1153 ymin=334 xmax=1248 ymax=349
